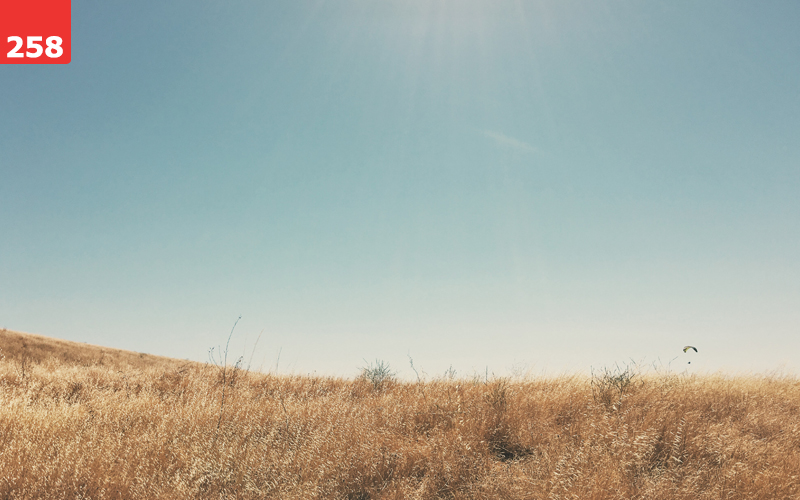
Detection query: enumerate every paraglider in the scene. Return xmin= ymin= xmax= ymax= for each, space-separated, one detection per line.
xmin=683 ymin=346 xmax=697 ymax=364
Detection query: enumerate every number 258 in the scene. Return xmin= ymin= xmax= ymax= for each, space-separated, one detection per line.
xmin=7 ymin=36 xmax=64 ymax=58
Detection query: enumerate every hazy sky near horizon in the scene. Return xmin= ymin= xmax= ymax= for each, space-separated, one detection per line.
xmin=2 ymin=0 xmax=799 ymax=377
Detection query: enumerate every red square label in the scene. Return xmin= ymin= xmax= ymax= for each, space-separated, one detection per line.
xmin=1 ymin=0 xmax=71 ymax=64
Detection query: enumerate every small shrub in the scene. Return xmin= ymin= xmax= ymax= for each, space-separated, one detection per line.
xmin=591 ymin=363 xmax=638 ymax=410
xmin=360 ymin=359 xmax=395 ymax=390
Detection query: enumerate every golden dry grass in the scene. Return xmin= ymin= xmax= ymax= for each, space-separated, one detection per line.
xmin=1 ymin=328 xmax=799 ymax=499
xmin=0 ymin=329 xmax=181 ymax=372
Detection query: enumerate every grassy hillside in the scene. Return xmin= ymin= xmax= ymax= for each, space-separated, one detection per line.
xmin=1 ymin=329 xmax=799 ymax=499
xmin=0 ymin=328 xmax=182 ymax=371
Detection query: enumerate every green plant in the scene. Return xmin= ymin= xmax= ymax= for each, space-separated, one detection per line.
xmin=360 ymin=359 xmax=395 ymax=390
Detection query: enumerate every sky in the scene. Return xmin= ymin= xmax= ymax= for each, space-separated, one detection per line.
xmin=2 ymin=0 xmax=799 ymax=378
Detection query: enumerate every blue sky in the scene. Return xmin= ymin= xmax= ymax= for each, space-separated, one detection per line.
xmin=2 ymin=0 xmax=799 ymax=377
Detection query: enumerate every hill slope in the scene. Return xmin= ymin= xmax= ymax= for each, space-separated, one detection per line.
xmin=0 ymin=328 xmax=182 ymax=370
xmin=1 ymin=329 xmax=799 ymax=499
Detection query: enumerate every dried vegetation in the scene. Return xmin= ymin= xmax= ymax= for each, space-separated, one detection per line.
xmin=1 ymin=329 xmax=799 ymax=499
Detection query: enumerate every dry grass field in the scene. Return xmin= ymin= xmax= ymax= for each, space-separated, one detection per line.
xmin=1 ymin=328 xmax=799 ymax=499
